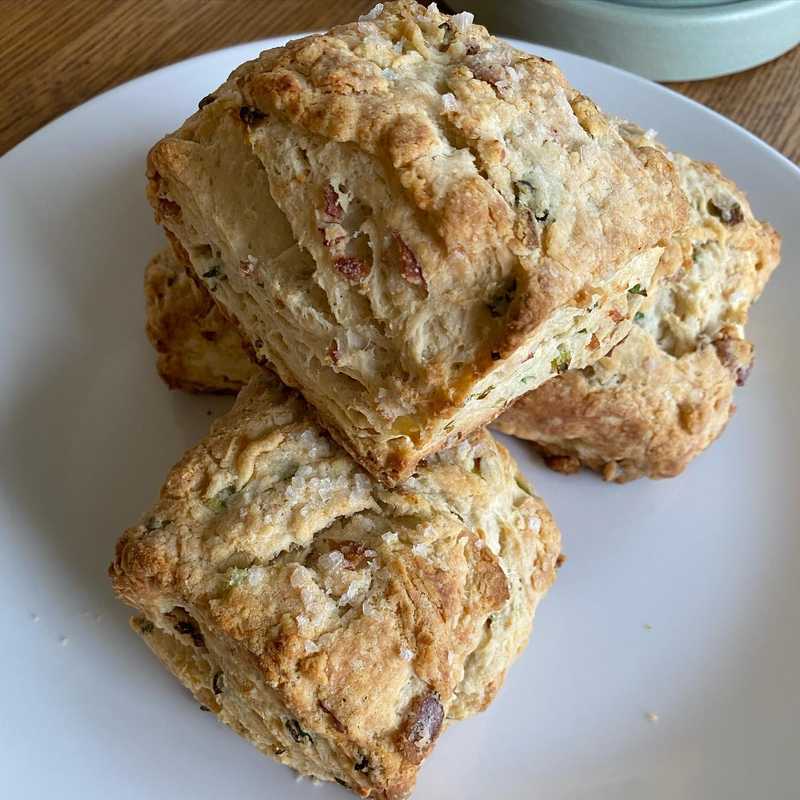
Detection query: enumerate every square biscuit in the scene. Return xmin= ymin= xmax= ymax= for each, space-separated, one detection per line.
xmin=110 ymin=371 xmax=560 ymax=798
xmin=494 ymin=126 xmax=780 ymax=481
xmin=146 ymin=1 xmax=686 ymax=484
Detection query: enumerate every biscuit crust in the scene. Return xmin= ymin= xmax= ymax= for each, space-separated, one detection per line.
xmin=494 ymin=126 xmax=780 ymax=481
xmin=110 ymin=371 xmax=560 ymax=798
xmin=145 ymin=248 xmax=258 ymax=392
xmin=146 ymin=1 xmax=686 ymax=484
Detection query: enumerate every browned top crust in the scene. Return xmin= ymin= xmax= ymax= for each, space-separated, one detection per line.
xmin=145 ymin=1 xmax=686 ymax=484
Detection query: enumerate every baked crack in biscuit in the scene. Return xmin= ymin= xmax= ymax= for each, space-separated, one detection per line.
xmin=146 ymin=1 xmax=686 ymax=484
xmin=110 ymin=371 xmax=560 ymax=798
xmin=494 ymin=126 xmax=780 ymax=481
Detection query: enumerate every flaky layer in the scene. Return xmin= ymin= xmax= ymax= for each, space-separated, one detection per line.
xmin=494 ymin=128 xmax=780 ymax=481
xmin=110 ymin=371 xmax=560 ymax=798
xmin=146 ymin=1 xmax=685 ymax=483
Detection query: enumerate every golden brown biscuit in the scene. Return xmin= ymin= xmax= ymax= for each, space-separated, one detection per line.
xmin=494 ymin=126 xmax=780 ymax=481
xmin=146 ymin=1 xmax=686 ymax=485
xmin=145 ymin=248 xmax=258 ymax=392
xmin=110 ymin=371 xmax=560 ymax=798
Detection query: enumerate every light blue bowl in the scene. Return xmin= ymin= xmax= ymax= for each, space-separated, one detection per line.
xmin=464 ymin=0 xmax=800 ymax=81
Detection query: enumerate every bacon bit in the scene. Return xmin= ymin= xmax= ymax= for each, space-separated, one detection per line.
xmin=707 ymin=199 xmax=743 ymax=226
xmin=392 ymin=232 xmax=426 ymax=288
xmin=334 ymin=256 xmax=370 ymax=282
xmin=323 ymin=183 xmax=343 ymax=220
xmin=588 ymin=333 xmax=600 ymax=350
xmin=398 ymin=693 xmax=444 ymax=764
xmin=470 ymin=62 xmax=507 ymax=86
xmin=608 ymin=308 xmax=624 ymax=323
xmin=327 ymin=340 xmax=339 ymax=365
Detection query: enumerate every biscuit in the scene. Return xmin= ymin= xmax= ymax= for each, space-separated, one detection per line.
xmin=146 ymin=1 xmax=686 ymax=484
xmin=110 ymin=371 xmax=560 ymax=798
xmin=145 ymin=247 xmax=257 ymax=392
xmin=494 ymin=125 xmax=780 ymax=481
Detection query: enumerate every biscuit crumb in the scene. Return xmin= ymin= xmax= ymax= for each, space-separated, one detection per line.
xmin=59 ymin=636 xmax=69 ymax=646
xmin=30 ymin=612 xmax=40 ymax=622
xmin=645 ymin=712 xmax=659 ymax=722
xmin=644 ymin=623 xmax=653 ymax=631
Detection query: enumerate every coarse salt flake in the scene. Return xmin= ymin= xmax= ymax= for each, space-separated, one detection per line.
xmin=359 ymin=3 xmax=383 ymax=21
xmin=320 ymin=549 xmax=345 ymax=570
xmin=451 ymin=11 xmax=474 ymax=33
xmin=441 ymin=92 xmax=458 ymax=112
xmin=399 ymin=647 xmax=415 ymax=662
xmin=412 ymin=543 xmax=430 ymax=558
xmin=382 ymin=530 xmax=399 ymax=545
xmin=248 ymin=566 xmax=267 ymax=586
xmin=290 ymin=565 xmax=308 ymax=588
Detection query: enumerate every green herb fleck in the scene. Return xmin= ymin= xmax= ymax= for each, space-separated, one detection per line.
xmin=577 ymin=328 xmax=587 ymax=334
xmin=144 ymin=517 xmax=171 ymax=532
xmin=227 ymin=568 xmax=249 ymax=589
xmin=202 ymin=266 xmax=223 ymax=280
xmin=205 ymin=484 xmax=236 ymax=513
xmin=476 ymin=385 xmax=494 ymax=400
xmin=212 ymin=671 xmax=225 ymax=695
xmin=138 ymin=619 xmax=155 ymax=634
xmin=199 ymin=705 xmax=211 ymax=712
xmin=550 ymin=343 xmax=571 ymax=375
xmin=628 ymin=283 xmax=647 ymax=297
xmin=634 ymin=311 xmax=645 ymax=323
xmin=443 ymin=421 xmax=455 ymax=433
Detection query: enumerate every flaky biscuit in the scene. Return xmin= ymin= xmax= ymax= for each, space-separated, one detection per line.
xmin=146 ymin=1 xmax=685 ymax=484
xmin=494 ymin=127 xmax=780 ymax=481
xmin=110 ymin=371 xmax=560 ymax=798
xmin=145 ymin=248 xmax=257 ymax=393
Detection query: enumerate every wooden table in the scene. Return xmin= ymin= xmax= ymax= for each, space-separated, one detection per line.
xmin=2 ymin=0 xmax=798 ymax=162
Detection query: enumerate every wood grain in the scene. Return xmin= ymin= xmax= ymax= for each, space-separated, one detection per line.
xmin=1 ymin=0 xmax=798 ymax=162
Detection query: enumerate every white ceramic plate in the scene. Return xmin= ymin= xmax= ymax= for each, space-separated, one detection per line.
xmin=1 ymin=37 xmax=798 ymax=800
